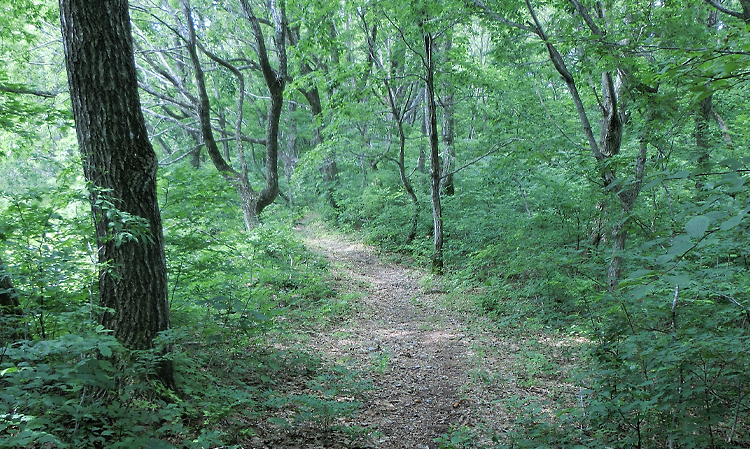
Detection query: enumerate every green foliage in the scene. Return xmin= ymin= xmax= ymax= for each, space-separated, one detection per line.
xmin=263 ymin=364 xmax=373 ymax=444
xmin=0 ymin=182 xmax=96 ymax=342
xmin=0 ymin=151 xmax=368 ymax=446
xmin=435 ymin=424 xmax=483 ymax=448
xmin=571 ymin=167 xmax=750 ymax=448
xmin=3 ymin=0 xmax=750 ymax=445
xmin=0 ymin=329 xmax=180 ymax=448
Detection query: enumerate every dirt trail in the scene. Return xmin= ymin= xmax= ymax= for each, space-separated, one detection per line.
xmin=297 ymin=223 xmax=516 ymax=448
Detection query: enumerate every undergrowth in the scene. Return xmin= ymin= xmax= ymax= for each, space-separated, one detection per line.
xmin=0 ymin=166 xmax=371 ymax=447
xmin=323 ymin=159 xmax=750 ymax=448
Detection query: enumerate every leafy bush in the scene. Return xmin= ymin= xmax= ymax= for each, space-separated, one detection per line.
xmin=0 ymin=330 xmax=181 ymax=448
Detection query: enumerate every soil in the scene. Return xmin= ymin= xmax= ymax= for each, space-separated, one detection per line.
xmin=248 ymin=221 xmax=571 ymax=448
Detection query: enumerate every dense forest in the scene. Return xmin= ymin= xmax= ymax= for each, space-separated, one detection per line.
xmin=1 ymin=0 xmax=749 ymax=447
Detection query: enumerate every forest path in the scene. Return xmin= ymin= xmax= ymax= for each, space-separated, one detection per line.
xmin=296 ymin=221 xmax=520 ymax=448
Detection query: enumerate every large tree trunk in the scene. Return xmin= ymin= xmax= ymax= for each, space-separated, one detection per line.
xmin=59 ymin=0 xmax=174 ymax=388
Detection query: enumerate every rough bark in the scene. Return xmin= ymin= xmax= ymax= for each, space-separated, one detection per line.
xmin=599 ymin=71 xmax=625 ymax=159
xmin=59 ymin=0 xmax=174 ymax=388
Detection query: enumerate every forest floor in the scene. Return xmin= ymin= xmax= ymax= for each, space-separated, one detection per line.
xmin=248 ymin=221 xmax=579 ymax=448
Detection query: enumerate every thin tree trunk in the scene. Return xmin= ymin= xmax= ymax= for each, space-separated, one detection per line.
xmin=514 ymin=176 xmax=532 ymax=217
xmin=440 ymin=31 xmax=455 ymax=196
xmin=475 ymin=0 xmax=650 ymax=289
xmin=424 ymin=31 xmax=443 ymax=274
xmin=608 ymin=118 xmax=648 ymax=290
xmin=694 ymin=7 xmax=721 ymax=186
xmin=240 ymin=0 xmax=284 ymax=217
xmin=397 ymin=119 xmax=419 ymax=244
xmin=214 ymin=78 xmax=232 ymax=163
xmin=180 ymin=0 xmax=284 ymax=229
xmin=418 ymin=92 xmax=428 ymax=174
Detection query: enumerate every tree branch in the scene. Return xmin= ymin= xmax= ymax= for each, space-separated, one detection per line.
xmin=703 ymin=0 xmax=747 ymax=20
xmin=0 ymin=84 xmax=55 ymax=98
xmin=469 ymin=0 xmax=534 ymax=33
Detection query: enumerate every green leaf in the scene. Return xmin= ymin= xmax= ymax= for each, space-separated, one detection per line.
xmin=685 ymin=216 xmax=709 ymax=238
xmin=720 ymin=214 xmax=744 ymax=231
xmin=666 ymin=170 xmax=692 ymax=180
xmin=718 ymin=158 xmax=744 ymax=170
xmin=667 ymin=241 xmax=693 ymax=256
xmin=661 ymin=275 xmax=691 ymax=286
xmin=642 ymin=178 xmax=663 ymax=190
xmin=627 ymin=284 xmax=655 ymax=300
xmin=98 ymin=342 xmax=112 ymax=358
xmin=250 ymin=310 xmax=270 ymax=321
xmin=626 ymin=269 xmax=656 ymax=280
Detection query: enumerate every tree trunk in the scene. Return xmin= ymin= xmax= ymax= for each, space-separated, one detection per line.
xmin=440 ymin=32 xmax=455 ymax=196
xmin=179 ymin=0 xmax=284 ymax=229
xmin=59 ymin=0 xmax=174 ymax=388
xmin=241 ymin=0 xmax=285 ymax=217
xmin=0 ymin=255 xmax=23 ymax=344
xmin=608 ymin=117 xmax=648 ymax=290
xmin=418 ymin=92 xmax=428 ymax=174
xmin=694 ymin=7 xmax=720 ymax=187
xmin=0 ymin=256 xmax=20 ymax=315
xmin=476 ymin=0 xmax=649 ymax=290
xmin=694 ymin=95 xmax=712 ymax=190
xmin=282 ymin=102 xmax=299 ymax=193
xmin=424 ymin=31 xmax=443 ymax=274
xmin=397 ymin=118 xmax=419 ymax=244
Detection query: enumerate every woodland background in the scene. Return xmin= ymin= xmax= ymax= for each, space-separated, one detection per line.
xmin=1 ymin=0 xmax=749 ymax=447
